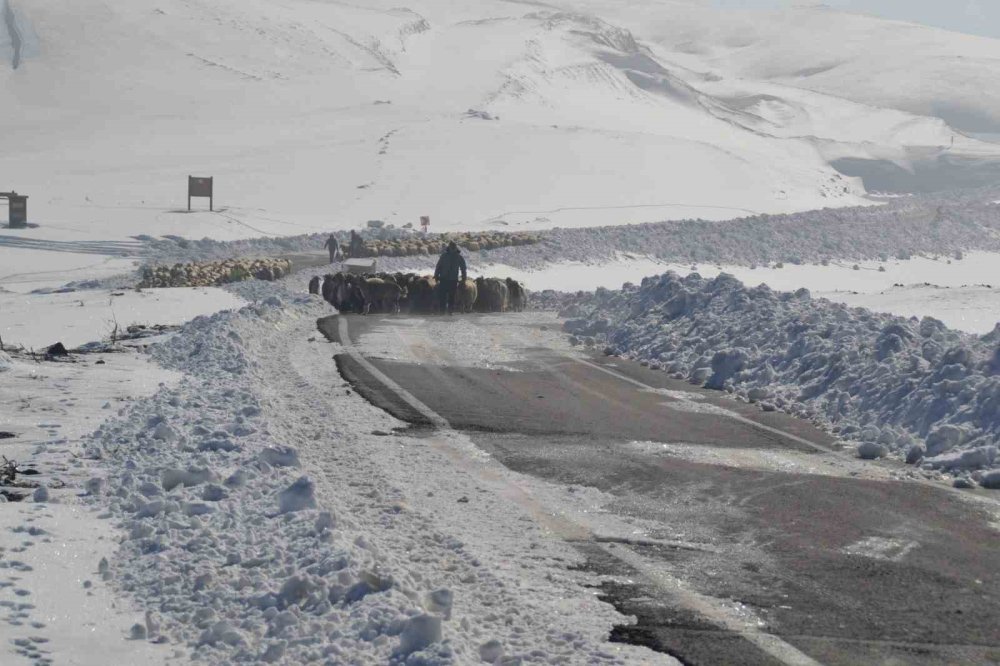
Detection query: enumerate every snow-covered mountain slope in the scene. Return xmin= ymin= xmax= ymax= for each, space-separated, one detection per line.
xmin=2 ymin=0 xmax=999 ymax=244
xmin=618 ymin=2 xmax=1000 ymax=135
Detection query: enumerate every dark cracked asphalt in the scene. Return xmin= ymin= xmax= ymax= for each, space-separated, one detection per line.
xmin=318 ymin=312 xmax=1000 ymax=666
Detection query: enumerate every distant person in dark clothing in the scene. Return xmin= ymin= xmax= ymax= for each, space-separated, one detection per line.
xmin=434 ymin=241 xmax=467 ymax=315
xmin=348 ymin=230 xmax=364 ymax=259
xmin=324 ymin=234 xmax=340 ymax=263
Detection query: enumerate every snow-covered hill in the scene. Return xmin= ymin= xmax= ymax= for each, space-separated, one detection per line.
xmin=2 ymin=0 xmax=1000 ymax=246
xmin=637 ymin=3 xmax=1000 ymax=135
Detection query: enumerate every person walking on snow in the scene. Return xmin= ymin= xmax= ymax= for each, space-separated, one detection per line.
xmin=434 ymin=241 xmax=467 ymax=315
xmin=324 ymin=234 xmax=341 ymax=263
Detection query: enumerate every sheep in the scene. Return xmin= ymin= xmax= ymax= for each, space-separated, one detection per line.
xmin=474 ymin=277 xmax=509 ymax=312
xmin=456 ymin=279 xmax=478 ymax=313
xmin=505 ymin=278 xmax=528 ymax=311
xmin=407 ymin=276 xmax=438 ymax=314
xmin=357 ymin=278 xmax=407 ymax=314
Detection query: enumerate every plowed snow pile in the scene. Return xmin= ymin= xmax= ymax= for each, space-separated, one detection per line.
xmin=78 ymin=290 xmax=657 ymax=664
xmin=558 ymin=272 xmax=1000 ymax=486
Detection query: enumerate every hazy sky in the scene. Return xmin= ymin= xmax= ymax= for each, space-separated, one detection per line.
xmin=711 ymin=1 xmax=1000 ymax=39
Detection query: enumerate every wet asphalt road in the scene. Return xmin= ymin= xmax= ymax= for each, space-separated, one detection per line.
xmin=318 ymin=312 xmax=1000 ymax=666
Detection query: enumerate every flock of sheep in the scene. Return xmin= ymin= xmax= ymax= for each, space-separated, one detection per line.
xmin=138 ymin=257 xmax=293 ymax=288
xmin=353 ymin=231 xmax=542 ymax=258
xmin=309 ymin=272 xmax=528 ymax=315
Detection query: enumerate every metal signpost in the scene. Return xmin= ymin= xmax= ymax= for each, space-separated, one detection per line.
xmin=420 ymin=215 xmax=430 ymax=233
xmin=0 ymin=191 xmax=28 ymax=228
xmin=188 ymin=176 xmax=214 ymax=211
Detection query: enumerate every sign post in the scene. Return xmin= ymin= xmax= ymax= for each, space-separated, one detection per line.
xmin=188 ymin=176 xmax=214 ymax=211
xmin=0 ymin=191 xmax=28 ymax=229
xmin=420 ymin=215 xmax=430 ymax=233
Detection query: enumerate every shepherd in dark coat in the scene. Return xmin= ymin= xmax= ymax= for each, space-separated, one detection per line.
xmin=434 ymin=241 xmax=467 ymax=315
xmin=324 ymin=234 xmax=341 ymax=263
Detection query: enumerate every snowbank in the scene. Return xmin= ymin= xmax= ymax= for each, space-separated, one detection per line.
xmin=558 ymin=271 xmax=1000 ymax=483
xmin=82 ymin=299 xmax=430 ymax=663
xmin=78 ymin=291 xmax=651 ymax=663
xmin=146 ymin=190 xmax=1000 ymax=271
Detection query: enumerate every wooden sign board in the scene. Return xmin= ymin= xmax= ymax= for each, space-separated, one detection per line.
xmin=188 ymin=176 xmax=214 ymax=211
xmin=8 ymin=195 xmax=27 ymax=228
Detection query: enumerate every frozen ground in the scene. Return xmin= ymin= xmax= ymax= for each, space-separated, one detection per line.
xmin=0 ymin=243 xmax=138 ymax=295
xmin=0 ymin=287 xmax=246 ymax=350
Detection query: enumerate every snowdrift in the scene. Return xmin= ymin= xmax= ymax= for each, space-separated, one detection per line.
xmin=559 ymin=271 xmax=1000 ymax=483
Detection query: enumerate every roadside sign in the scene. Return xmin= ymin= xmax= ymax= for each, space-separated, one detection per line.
xmin=188 ymin=176 xmax=214 ymax=211
xmin=420 ymin=215 xmax=430 ymax=232
xmin=1 ymin=191 xmax=28 ymax=228
xmin=8 ymin=195 xmax=27 ymax=228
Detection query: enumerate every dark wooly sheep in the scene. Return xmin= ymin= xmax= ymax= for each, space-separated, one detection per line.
xmin=505 ymin=278 xmax=528 ymax=311
xmin=357 ymin=277 xmax=408 ymax=315
xmin=407 ymin=276 xmax=438 ymax=314
xmin=474 ymin=277 xmax=509 ymax=312
xmin=321 ymin=274 xmax=337 ymax=305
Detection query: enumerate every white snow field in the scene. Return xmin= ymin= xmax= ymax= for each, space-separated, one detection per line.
xmin=5 ymin=0 xmax=1000 ymax=255
xmin=0 ymin=286 xmax=246 ymax=350
xmin=0 ymin=345 xmax=181 ymax=665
